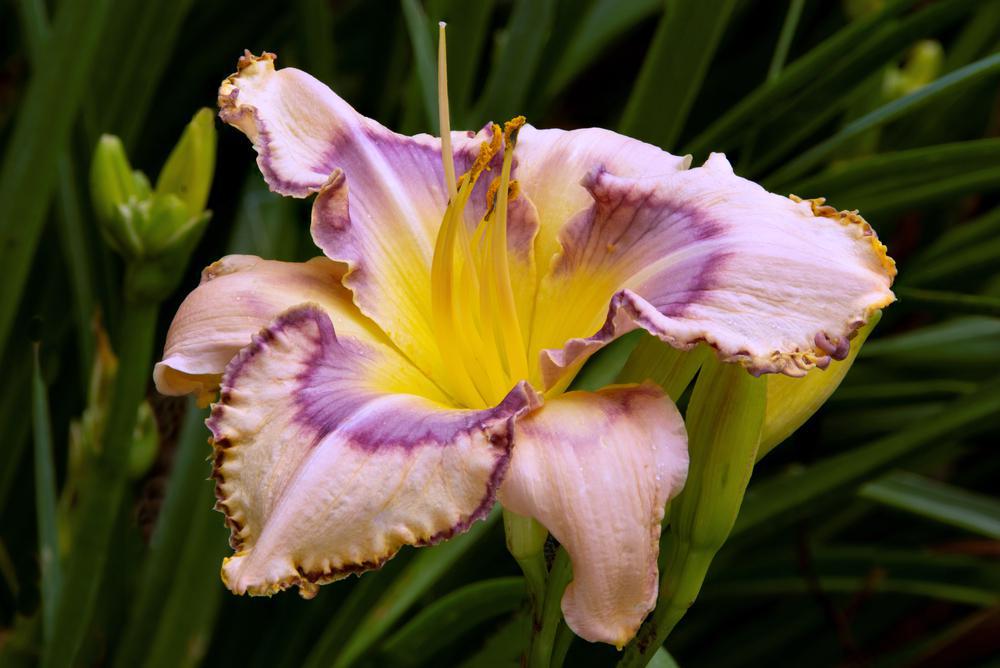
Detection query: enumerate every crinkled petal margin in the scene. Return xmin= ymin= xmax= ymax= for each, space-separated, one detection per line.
xmin=208 ymin=304 xmax=541 ymax=597
xmin=535 ymin=156 xmax=896 ymax=388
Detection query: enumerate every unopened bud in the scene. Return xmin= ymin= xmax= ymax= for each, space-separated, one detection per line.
xmin=155 ymin=108 xmax=216 ymax=217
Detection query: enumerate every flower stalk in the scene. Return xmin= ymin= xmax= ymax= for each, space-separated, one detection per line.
xmin=43 ymin=110 xmax=215 ymax=668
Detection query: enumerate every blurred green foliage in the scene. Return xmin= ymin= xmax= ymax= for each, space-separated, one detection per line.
xmin=1 ymin=0 xmax=999 ymax=666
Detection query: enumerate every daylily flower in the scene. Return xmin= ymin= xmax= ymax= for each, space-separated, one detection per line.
xmin=153 ymin=48 xmax=895 ymax=647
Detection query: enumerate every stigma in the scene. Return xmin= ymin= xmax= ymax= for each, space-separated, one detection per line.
xmin=431 ymin=24 xmax=529 ymax=408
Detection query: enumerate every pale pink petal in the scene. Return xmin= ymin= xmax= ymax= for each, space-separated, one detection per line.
xmin=532 ymin=154 xmax=896 ymax=389
xmin=210 ymin=304 xmax=540 ymax=597
xmin=153 ymin=255 xmax=381 ymax=400
xmin=515 ymin=126 xmax=691 ymax=274
xmin=498 ymin=385 xmax=688 ymax=647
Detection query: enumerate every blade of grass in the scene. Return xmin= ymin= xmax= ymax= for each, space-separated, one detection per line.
xmin=301 ymin=554 xmax=414 ymax=668
xmin=330 ymin=508 xmax=502 ymax=668
xmin=767 ymin=0 xmax=805 ymax=82
xmin=619 ymin=0 xmax=738 ymax=149
xmin=831 ymin=380 xmax=976 ymax=402
xmin=143 ymin=478 xmax=228 ymax=668
xmin=767 ymin=51 xmax=1000 ymax=188
xmin=16 ymin=0 xmax=100 ymax=376
xmin=297 ymin=0 xmax=336 ymax=84
xmin=457 ymin=613 xmax=529 ymax=668
xmin=684 ymin=0 xmax=970 ymax=156
xmin=0 ymin=0 xmax=114 ymax=359
xmin=31 ymin=344 xmax=62 ymax=643
xmin=112 ymin=403 xmax=211 ymax=667
xmin=434 ymin=0 xmax=495 ymax=124
xmin=107 ymin=0 xmax=198 ymax=146
xmin=379 ymin=577 xmax=526 ymax=666
xmin=860 ymin=471 xmax=1000 ymax=539
xmin=915 ymin=206 xmax=1000 ymax=262
xmin=705 ymin=547 xmax=1000 ymax=607
xmin=474 ymin=0 xmax=557 ymax=121
xmin=786 ymin=139 xmax=1000 ymax=209
xmin=861 ymin=317 xmax=1000 ymax=365
xmin=733 ymin=380 xmax=1000 ymax=538
xmin=906 ymin=236 xmax=1000 ymax=287
xmin=895 ymin=287 xmax=1000 ymax=317
xmin=543 ymin=0 xmax=661 ymax=103
xmin=400 ymin=0 xmax=439 ymax=133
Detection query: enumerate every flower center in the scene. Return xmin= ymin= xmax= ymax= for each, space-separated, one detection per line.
xmin=431 ymin=23 xmax=529 ymax=408
xmin=430 ymin=119 xmax=529 ymax=408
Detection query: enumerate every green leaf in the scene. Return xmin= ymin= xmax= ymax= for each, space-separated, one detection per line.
xmin=142 ymin=477 xmax=228 ymax=668
xmin=400 ymin=0 xmax=439 ymax=133
xmin=860 ymin=316 xmax=1000 ymax=366
xmin=31 ymin=345 xmax=61 ymax=643
xmin=649 ymin=648 xmax=681 ymax=668
xmin=328 ymin=508 xmax=502 ymax=668
xmin=433 ymin=0 xmax=495 ymax=125
xmin=767 ymin=0 xmax=805 ymax=82
xmin=474 ymin=0 xmax=557 ymax=122
xmin=915 ymin=206 xmax=1000 ymax=262
xmin=113 ymin=403 xmax=211 ymax=668
xmin=684 ymin=0 xmax=974 ymax=156
xmin=44 ymin=302 xmax=159 ymax=668
xmin=457 ymin=613 xmax=529 ymax=668
xmin=543 ymin=0 xmax=661 ymax=103
xmin=379 ymin=577 xmax=526 ymax=666
xmin=734 ymin=380 xmax=1000 ymax=538
xmin=859 ymin=471 xmax=1000 ymax=539
xmin=767 ymin=51 xmax=1000 ymax=187
xmin=705 ymin=546 xmax=1000 ymax=607
xmin=894 ymin=288 xmax=1000 ymax=317
xmin=619 ymin=0 xmax=738 ymax=149
xmin=0 ymin=0 xmax=116 ymax=358
xmin=785 ymin=139 xmax=1000 ymax=212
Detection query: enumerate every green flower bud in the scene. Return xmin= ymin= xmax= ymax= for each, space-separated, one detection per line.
xmin=644 ymin=355 xmax=766 ymax=642
xmin=883 ymin=40 xmax=943 ymax=100
xmin=89 ymin=109 xmax=216 ymax=301
xmin=90 ymin=135 xmax=151 ymax=256
xmin=155 ymin=107 xmax=217 ymax=217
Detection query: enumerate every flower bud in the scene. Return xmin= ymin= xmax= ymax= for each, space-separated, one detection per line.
xmin=155 ymin=108 xmax=216 ymax=217
xmin=883 ymin=41 xmax=943 ymax=100
xmin=90 ymin=109 xmax=216 ymax=301
xmin=90 ymin=135 xmax=151 ymax=256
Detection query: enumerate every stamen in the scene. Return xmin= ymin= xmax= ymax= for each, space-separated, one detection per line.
xmin=438 ymin=22 xmax=457 ymax=200
xmin=488 ymin=127 xmax=529 ymax=381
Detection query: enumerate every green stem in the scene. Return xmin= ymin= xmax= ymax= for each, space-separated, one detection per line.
xmin=503 ymin=509 xmax=550 ymax=665
xmin=530 ymin=548 xmax=572 ymax=668
xmin=43 ymin=299 xmax=158 ymax=668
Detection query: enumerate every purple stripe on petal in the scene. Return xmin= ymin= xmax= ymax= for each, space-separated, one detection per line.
xmin=208 ymin=304 xmax=542 ymax=598
xmin=533 ymin=153 xmax=895 ymax=388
